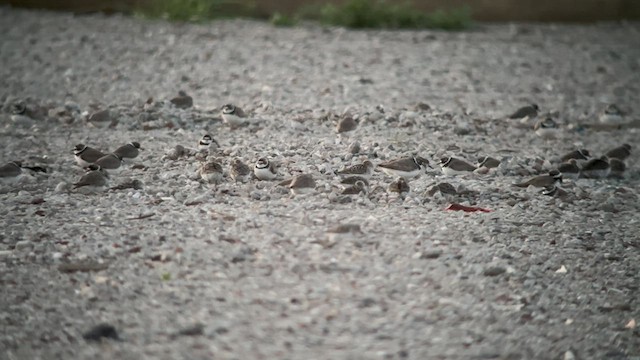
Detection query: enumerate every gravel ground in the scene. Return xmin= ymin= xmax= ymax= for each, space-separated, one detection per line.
xmin=1 ymin=7 xmax=640 ymax=360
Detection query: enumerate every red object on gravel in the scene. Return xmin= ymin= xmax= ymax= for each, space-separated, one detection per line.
xmin=446 ymin=203 xmax=492 ymax=213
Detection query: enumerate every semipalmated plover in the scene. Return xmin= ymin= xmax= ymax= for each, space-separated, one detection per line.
xmin=198 ymin=134 xmax=219 ymax=152
xmin=94 ymin=153 xmax=123 ymax=171
xmin=533 ymin=117 xmax=558 ymax=139
xmin=341 ymin=180 xmax=368 ymax=195
xmin=580 ymin=156 xmax=610 ymax=179
xmin=10 ymin=102 xmax=26 ymax=115
xmin=608 ymin=158 xmax=626 ymax=179
xmin=230 ymin=159 xmax=251 ymax=183
xmin=336 ymin=160 xmax=374 ymax=179
xmin=508 ymin=104 xmax=539 ymax=120
xmin=170 ymin=90 xmax=193 ymax=109
xmin=542 ymin=185 xmax=568 ymax=198
xmin=0 ymin=161 xmax=22 ymax=183
xmin=254 ymin=158 xmax=278 ymax=181
xmin=512 ymin=170 xmax=562 ymax=188
xmin=560 ymin=149 xmax=590 ymax=163
xmin=73 ymin=164 xmax=109 ymax=191
xmin=113 ymin=142 xmax=141 ymax=159
xmin=199 ymin=160 xmax=223 ymax=184
xmin=557 ymin=159 xmax=580 ymax=180
xmin=605 ymin=143 xmax=631 ymax=160
xmin=387 ymin=177 xmax=410 ymax=196
xmin=598 ymin=104 xmax=624 ymax=125
xmin=340 ymin=176 xmax=369 ymax=186
xmin=477 ymin=156 xmax=500 ymax=169
xmin=10 ymin=101 xmax=30 ymax=122
xmin=377 ymin=156 xmax=430 ymax=179
xmin=289 ymin=174 xmax=316 ymax=195
xmin=73 ymin=144 xmax=106 ymax=167
xmin=221 ymin=104 xmax=248 ymax=127
xmin=440 ymin=157 xmax=476 ymax=175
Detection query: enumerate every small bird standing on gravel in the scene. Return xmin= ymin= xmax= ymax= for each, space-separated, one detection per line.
xmin=608 ymin=158 xmax=626 ymax=179
xmin=198 ymin=134 xmax=219 ymax=153
xmin=512 ymin=170 xmax=562 ymax=188
xmin=477 ymin=156 xmax=501 ymax=169
xmin=440 ymin=157 xmax=477 ymax=175
xmin=534 ymin=117 xmax=558 ymax=139
xmin=73 ymin=144 xmax=106 ymax=167
xmin=598 ymin=104 xmax=624 ymax=125
xmin=113 ymin=142 xmax=141 ymax=159
xmin=560 ymin=149 xmax=590 ymax=163
xmin=580 ymin=156 xmax=610 ymax=179
xmin=230 ymin=159 xmax=252 ymax=183
xmin=336 ymin=115 xmax=358 ymax=134
xmin=340 ymin=176 xmax=369 ymax=186
xmin=170 ymin=90 xmax=193 ymax=109
xmin=605 ymin=143 xmax=631 ymax=160
xmin=221 ymin=104 xmax=248 ymax=128
xmin=0 ymin=161 xmax=22 ymax=184
xmin=341 ymin=180 xmax=368 ymax=195
xmin=557 ymin=159 xmax=580 ymax=180
xmin=336 ymin=160 xmax=374 ymax=179
xmin=73 ymin=164 xmax=109 ymax=191
xmin=388 ymin=177 xmax=410 ymax=197
xmin=541 ymin=185 xmax=568 ymax=198
xmin=289 ymin=174 xmax=316 ymax=195
xmin=199 ymin=160 xmax=224 ymax=184
xmin=377 ymin=156 xmax=430 ymax=179
xmin=508 ymin=104 xmax=539 ymax=120
xmin=254 ymin=158 xmax=278 ymax=181
xmin=94 ymin=153 xmax=123 ymax=171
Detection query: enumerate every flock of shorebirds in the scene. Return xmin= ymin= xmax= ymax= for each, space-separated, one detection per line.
xmin=0 ymin=99 xmax=634 ymax=201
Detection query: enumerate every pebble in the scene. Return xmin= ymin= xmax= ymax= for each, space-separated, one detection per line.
xmin=83 ymin=323 xmax=120 ymax=341
xmin=483 ymin=266 xmax=506 ymax=276
xmin=14 ymin=240 xmax=32 ymax=251
xmin=0 ymin=250 xmax=13 ymax=258
xmin=55 ymin=182 xmax=69 ymax=193
xmin=420 ymin=250 xmax=443 ymax=259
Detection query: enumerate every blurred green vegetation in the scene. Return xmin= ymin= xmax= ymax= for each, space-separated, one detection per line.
xmin=135 ymin=0 xmax=256 ymax=22
xmin=317 ymin=0 xmax=471 ymax=29
xmin=270 ymin=12 xmax=299 ymax=27
xmin=135 ymin=0 xmax=471 ymax=29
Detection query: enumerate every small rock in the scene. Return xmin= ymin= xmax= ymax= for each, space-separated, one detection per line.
xmin=55 ymin=182 xmax=69 ymax=193
xmin=420 ymin=250 xmax=442 ymax=259
xmin=555 ymin=265 xmax=568 ymax=274
xmin=414 ymin=102 xmax=431 ymax=111
xmin=326 ymin=224 xmax=362 ymax=234
xmin=483 ymin=266 xmax=506 ymax=276
xmin=0 ymin=250 xmax=13 ymax=258
xmin=14 ymin=240 xmax=32 ymax=251
xmin=453 ymin=126 xmax=471 ymax=136
xmin=563 ymin=350 xmax=576 ymax=360
xmin=176 ymin=323 xmax=204 ymax=337
xmin=83 ymin=323 xmax=120 ymax=341
xmin=58 ymin=260 xmax=109 ymax=273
